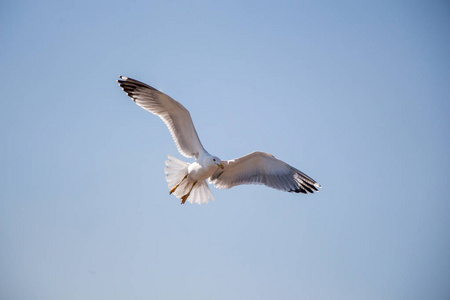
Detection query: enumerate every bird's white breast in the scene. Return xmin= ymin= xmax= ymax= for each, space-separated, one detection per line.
xmin=187 ymin=162 xmax=218 ymax=181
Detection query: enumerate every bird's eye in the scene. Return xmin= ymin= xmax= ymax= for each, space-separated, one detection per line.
xmin=213 ymin=159 xmax=216 ymax=161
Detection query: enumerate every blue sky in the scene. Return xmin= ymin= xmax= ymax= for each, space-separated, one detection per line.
xmin=1 ymin=1 xmax=449 ymax=299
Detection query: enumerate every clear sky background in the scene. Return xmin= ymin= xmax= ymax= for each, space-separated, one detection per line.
xmin=1 ymin=1 xmax=449 ymax=299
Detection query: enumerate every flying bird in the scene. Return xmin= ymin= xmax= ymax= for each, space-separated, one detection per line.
xmin=117 ymin=76 xmax=321 ymax=205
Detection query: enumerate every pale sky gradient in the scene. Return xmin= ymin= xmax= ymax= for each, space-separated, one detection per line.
xmin=1 ymin=1 xmax=449 ymax=299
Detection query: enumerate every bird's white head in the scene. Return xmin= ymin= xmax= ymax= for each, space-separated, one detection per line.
xmin=210 ymin=156 xmax=224 ymax=169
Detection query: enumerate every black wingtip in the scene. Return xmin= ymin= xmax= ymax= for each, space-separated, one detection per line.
xmin=289 ymin=188 xmax=307 ymax=194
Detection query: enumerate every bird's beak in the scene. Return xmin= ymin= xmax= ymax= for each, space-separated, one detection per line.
xmin=216 ymin=163 xmax=224 ymax=169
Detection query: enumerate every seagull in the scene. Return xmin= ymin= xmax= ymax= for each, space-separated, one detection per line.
xmin=117 ymin=76 xmax=321 ymax=205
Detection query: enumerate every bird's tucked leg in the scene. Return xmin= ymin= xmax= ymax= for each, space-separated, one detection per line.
xmin=170 ymin=174 xmax=188 ymax=195
xmin=181 ymin=181 xmax=197 ymax=204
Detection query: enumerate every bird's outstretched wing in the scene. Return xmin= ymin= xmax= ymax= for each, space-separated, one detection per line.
xmin=117 ymin=76 xmax=206 ymax=158
xmin=210 ymin=152 xmax=321 ymax=194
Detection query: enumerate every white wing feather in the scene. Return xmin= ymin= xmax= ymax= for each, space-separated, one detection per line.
xmin=210 ymin=152 xmax=321 ymax=194
xmin=117 ymin=76 xmax=206 ymax=158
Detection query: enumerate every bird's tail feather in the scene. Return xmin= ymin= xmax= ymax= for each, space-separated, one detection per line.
xmin=164 ymin=155 xmax=214 ymax=205
xmin=187 ymin=180 xmax=215 ymax=205
xmin=165 ymin=155 xmax=189 ymax=188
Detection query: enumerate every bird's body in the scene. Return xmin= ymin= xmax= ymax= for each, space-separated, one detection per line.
xmin=187 ymin=154 xmax=221 ymax=181
xmin=165 ymin=154 xmax=218 ymax=204
xmin=117 ymin=76 xmax=321 ymax=204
